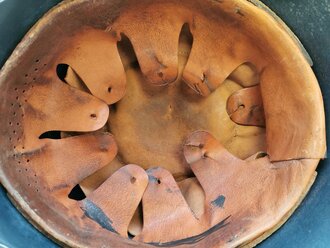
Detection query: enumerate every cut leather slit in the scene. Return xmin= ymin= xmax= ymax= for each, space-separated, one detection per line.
xmin=127 ymin=202 xmax=144 ymax=238
xmin=39 ymin=131 xmax=61 ymax=139
xmin=255 ymin=152 xmax=268 ymax=159
xmin=68 ymin=184 xmax=86 ymax=201
xmin=117 ymin=33 xmax=140 ymax=72
xmin=78 ymin=156 xmax=125 ymax=196
xmin=58 ymin=64 xmax=91 ymax=94
xmin=177 ymin=23 xmax=193 ymax=75
xmin=178 ymin=177 xmax=205 ymax=219
xmin=56 ymin=64 xmax=69 ymax=82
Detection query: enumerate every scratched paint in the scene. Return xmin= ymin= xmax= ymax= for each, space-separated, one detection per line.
xmin=148 ymin=216 xmax=231 ymax=247
xmin=211 ymin=195 xmax=226 ymax=208
xmin=81 ymin=199 xmax=118 ymax=234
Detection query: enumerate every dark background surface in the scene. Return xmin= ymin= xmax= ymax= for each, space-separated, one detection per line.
xmin=0 ymin=0 xmax=329 ymax=247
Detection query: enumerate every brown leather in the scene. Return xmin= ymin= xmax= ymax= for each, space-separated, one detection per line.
xmin=136 ymin=167 xmax=202 ymax=243
xmin=21 ymin=77 xmax=110 ymax=151
xmin=59 ymin=28 xmax=127 ymax=105
xmin=183 ymin=131 xmax=319 ymax=247
xmin=0 ymin=0 xmax=326 ymax=247
xmin=80 ymin=164 xmax=148 ymax=237
xmin=227 ymin=85 xmax=265 ymax=127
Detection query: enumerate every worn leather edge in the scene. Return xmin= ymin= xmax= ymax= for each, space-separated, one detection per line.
xmin=6 ymin=192 xmax=69 ymax=248
xmin=241 ymin=171 xmax=318 ymax=248
xmin=1 ymin=164 xmax=318 ymax=248
xmin=0 ymin=173 xmax=82 ymax=248
xmin=0 ymin=0 xmax=79 ymax=78
xmin=0 ymin=4 xmax=100 ymax=247
xmin=246 ymin=0 xmax=313 ymax=66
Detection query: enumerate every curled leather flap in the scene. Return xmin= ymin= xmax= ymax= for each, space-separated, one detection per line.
xmin=21 ymin=78 xmax=109 ymax=151
xmin=184 ymin=131 xmax=318 ymax=245
xmin=136 ymin=167 xmax=201 ymax=243
xmin=227 ymin=85 xmax=265 ymax=127
xmin=59 ymin=28 xmax=126 ymax=105
xmin=18 ymin=133 xmax=117 ymax=191
xmin=81 ymin=164 xmax=148 ymax=237
xmin=183 ymin=16 xmax=261 ymax=97
xmin=112 ymin=3 xmax=190 ymax=86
